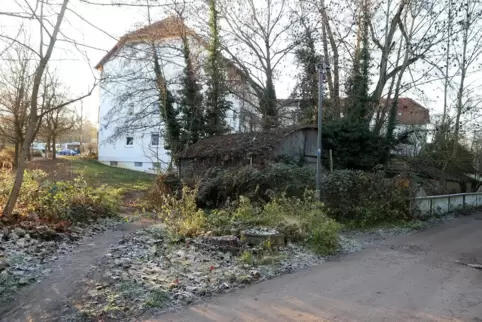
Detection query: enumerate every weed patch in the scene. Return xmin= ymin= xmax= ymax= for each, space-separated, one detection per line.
xmin=152 ymin=187 xmax=340 ymax=256
xmin=0 ymin=169 xmax=121 ymax=225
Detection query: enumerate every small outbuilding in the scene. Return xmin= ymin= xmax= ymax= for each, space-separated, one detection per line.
xmin=178 ymin=125 xmax=318 ymax=178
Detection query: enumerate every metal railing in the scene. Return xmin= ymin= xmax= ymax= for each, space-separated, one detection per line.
xmin=412 ymin=192 xmax=482 ymax=216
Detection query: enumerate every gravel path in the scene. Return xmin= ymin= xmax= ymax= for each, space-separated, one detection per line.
xmin=153 ymin=214 xmax=482 ymax=322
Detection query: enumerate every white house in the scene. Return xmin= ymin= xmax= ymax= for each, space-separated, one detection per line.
xmin=95 ymin=16 xmax=259 ymax=172
xmin=370 ymin=97 xmax=432 ymax=156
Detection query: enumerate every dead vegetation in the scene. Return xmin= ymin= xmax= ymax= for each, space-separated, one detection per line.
xmin=0 ymin=148 xmax=15 ymax=171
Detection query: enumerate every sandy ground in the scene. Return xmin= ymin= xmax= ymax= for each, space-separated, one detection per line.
xmin=152 ymin=214 xmax=482 ymax=322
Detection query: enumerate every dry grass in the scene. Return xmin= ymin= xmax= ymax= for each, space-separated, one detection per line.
xmin=0 ymin=147 xmax=15 ymax=170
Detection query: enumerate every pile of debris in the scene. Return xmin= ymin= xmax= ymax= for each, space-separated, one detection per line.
xmin=73 ymin=225 xmax=324 ymax=319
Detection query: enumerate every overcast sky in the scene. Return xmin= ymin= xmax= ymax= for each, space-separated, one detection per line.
xmin=1 ymin=0 xmax=298 ymax=124
xmin=1 ymin=1 xmax=151 ymax=123
xmin=1 ymin=0 xmax=481 ymax=133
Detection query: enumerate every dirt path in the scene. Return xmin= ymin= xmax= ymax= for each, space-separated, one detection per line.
xmin=0 ymin=220 xmax=151 ymax=322
xmin=152 ymin=214 xmax=482 ymax=322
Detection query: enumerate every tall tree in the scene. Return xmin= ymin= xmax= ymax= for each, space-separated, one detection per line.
xmin=317 ymin=0 xmax=342 ymax=118
xmin=451 ymin=0 xmax=482 ymax=156
xmin=204 ymin=0 xmax=231 ymax=136
xmin=292 ymin=18 xmax=321 ymax=123
xmin=345 ymin=0 xmax=371 ymax=127
xmin=178 ymin=26 xmax=204 ymax=147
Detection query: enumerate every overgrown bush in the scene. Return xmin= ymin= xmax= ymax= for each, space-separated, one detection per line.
xmin=80 ymin=152 xmax=98 ymax=161
xmin=0 ymin=147 xmax=15 ymax=170
xmin=323 ymin=170 xmax=410 ymax=227
xmin=196 ymin=163 xmax=315 ymax=207
xmin=261 ymin=192 xmax=340 ymax=255
xmin=31 ymin=150 xmax=43 ymax=158
xmin=37 ymin=177 xmax=120 ymax=222
xmin=0 ymin=169 xmax=121 ymax=223
xmin=154 ymin=186 xmax=340 ymax=255
xmin=323 ymin=118 xmax=393 ymax=170
xmin=149 ymin=172 xmax=182 ymax=206
xmin=154 ymin=186 xmax=206 ymax=237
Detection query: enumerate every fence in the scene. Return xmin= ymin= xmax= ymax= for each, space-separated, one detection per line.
xmin=412 ymin=192 xmax=482 ymax=217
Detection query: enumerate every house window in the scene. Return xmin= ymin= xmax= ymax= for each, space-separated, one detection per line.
xmin=128 ymin=103 xmax=134 ymax=115
xmin=110 ymin=161 xmax=118 ymax=166
xmin=126 ymin=136 xmax=134 ymax=146
xmin=134 ymin=162 xmax=143 ymax=167
xmin=151 ymin=133 xmax=160 ymax=146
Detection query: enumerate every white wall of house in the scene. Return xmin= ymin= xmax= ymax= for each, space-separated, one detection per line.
xmin=97 ymin=36 xmax=259 ymax=173
xmin=368 ymin=117 xmax=432 ymax=157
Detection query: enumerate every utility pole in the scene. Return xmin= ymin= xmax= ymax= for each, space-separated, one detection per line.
xmin=80 ymin=101 xmax=83 ymax=154
xmin=316 ymin=62 xmax=329 ymax=201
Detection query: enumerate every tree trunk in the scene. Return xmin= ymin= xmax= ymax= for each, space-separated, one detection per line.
xmin=2 ymin=117 xmax=37 ymax=216
xmin=441 ymin=2 xmax=452 ymax=132
xmin=453 ymin=2 xmax=469 ymax=157
xmin=386 ymin=11 xmax=414 ymax=143
xmin=322 ymin=21 xmax=334 ymax=104
xmin=373 ymin=35 xmax=403 ymax=135
xmin=371 ymin=2 xmax=406 ymax=103
xmin=52 ymin=135 xmax=57 ymax=162
xmin=14 ymin=140 xmax=20 ymax=170
xmin=320 ymin=2 xmax=340 ymax=117
xmin=46 ymin=136 xmax=51 ymax=158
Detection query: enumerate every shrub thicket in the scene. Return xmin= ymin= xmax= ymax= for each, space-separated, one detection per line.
xmin=149 ymin=171 xmax=182 ymax=206
xmin=153 ymin=187 xmax=340 ymax=256
xmin=196 ymin=163 xmax=315 ymax=207
xmin=0 ymin=169 xmax=121 ymax=223
xmin=323 ymin=170 xmax=410 ymax=226
xmin=150 ymin=164 xmax=411 ymax=230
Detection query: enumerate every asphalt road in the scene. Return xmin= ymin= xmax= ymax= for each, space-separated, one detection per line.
xmin=152 ymin=214 xmax=482 ymax=322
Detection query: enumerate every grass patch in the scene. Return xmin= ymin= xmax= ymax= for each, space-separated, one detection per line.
xmin=146 ymin=288 xmax=169 ymax=308
xmin=70 ymin=159 xmax=154 ymax=191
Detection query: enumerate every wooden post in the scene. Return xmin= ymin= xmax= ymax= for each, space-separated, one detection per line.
xmin=329 ymin=149 xmax=333 ymax=173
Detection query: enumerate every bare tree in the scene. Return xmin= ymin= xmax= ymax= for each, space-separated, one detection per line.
xmin=451 ymin=0 xmax=482 ymax=156
xmin=219 ymin=0 xmax=300 ymax=129
xmin=0 ymin=43 xmax=33 ymax=167
xmin=39 ymin=75 xmax=76 ymax=160
xmin=1 ymin=0 xmax=95 ymax=217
